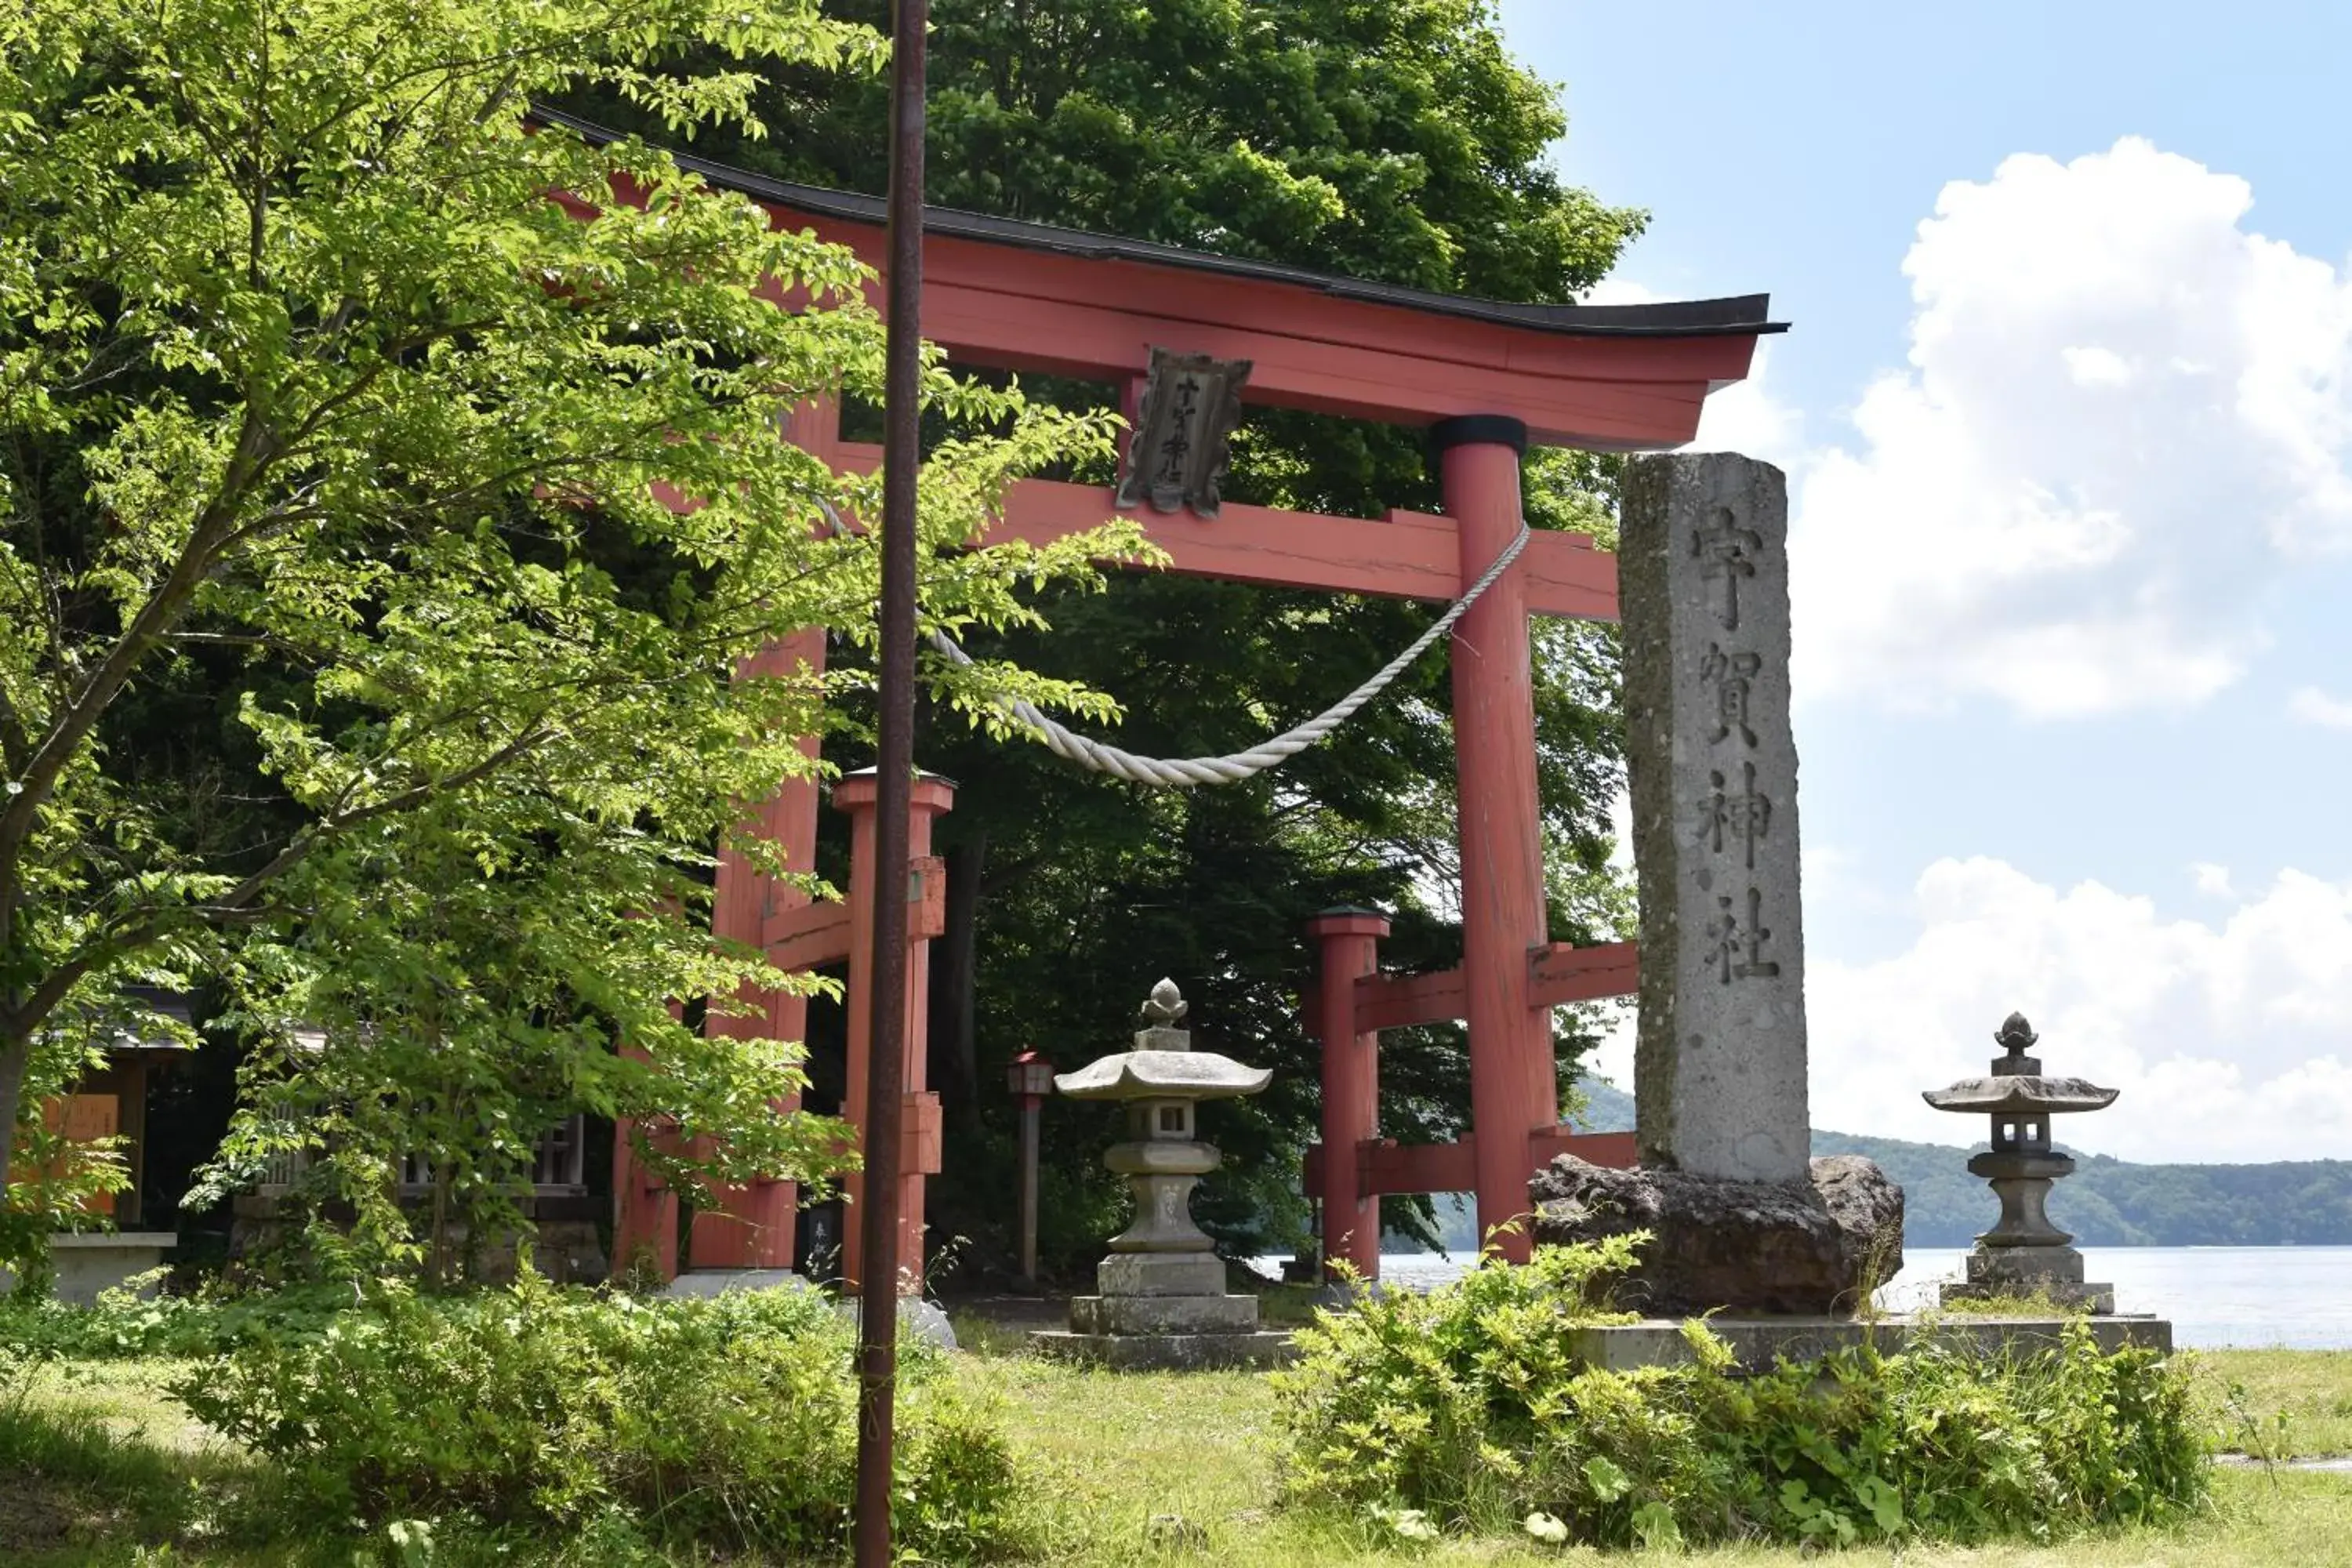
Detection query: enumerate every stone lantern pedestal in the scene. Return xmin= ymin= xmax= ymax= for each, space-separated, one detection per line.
xmin=1031 ymin=980 xmax=1294 ymax=1370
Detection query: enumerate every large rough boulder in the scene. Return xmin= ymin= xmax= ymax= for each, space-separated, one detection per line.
xmin=1530 ymin=1154 xmax=1904 ymax=1316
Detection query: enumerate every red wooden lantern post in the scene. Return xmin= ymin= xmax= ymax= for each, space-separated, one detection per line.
xmin=1006 ymin=1048 xmax=1055 ymax=1289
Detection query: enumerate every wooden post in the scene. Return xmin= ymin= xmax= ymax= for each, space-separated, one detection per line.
xmin=836 ymin=769 xmax=954 ymax=1293
xmin=1306 ymin=907 xmax=1390 ymax=1281
xmin=1436 ymin=416 xmax=1547 ymax=1265
xmin=612 ymin=1013 xmax=681 ymax=1281
xmin=693 ymin=624 xmax=829 ymax=1270
xmin=1017 ymin=1095 xmax=1040 ymax=1287
xmin=693 ymin=393 xmax=839 ymax=1272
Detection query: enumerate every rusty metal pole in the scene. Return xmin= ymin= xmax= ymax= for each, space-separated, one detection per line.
xmin=852 ymin=0 xmax=926 ymax=1563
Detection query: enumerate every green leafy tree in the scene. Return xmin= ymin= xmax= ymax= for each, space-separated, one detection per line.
xmin=0 ymin=0 xmax=1136 ymax=1274
xmin=571 ymin=0 xmax=1646 ymax=1263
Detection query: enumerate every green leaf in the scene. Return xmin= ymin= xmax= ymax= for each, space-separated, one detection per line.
xmin=1584 ymin=1454 xmax=1632 ymax=1503
xmin=1632 ymin=1500 xmax=1682 ymax=1552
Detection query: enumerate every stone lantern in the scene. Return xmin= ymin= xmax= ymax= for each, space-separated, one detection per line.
xmin=1923 ymin=1013 xmax=2119 ymax=1312
xmin=1033 ymin=978 xmax=1290 ymax=1368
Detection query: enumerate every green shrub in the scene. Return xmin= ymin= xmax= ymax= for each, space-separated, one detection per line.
xmin=1272 ymin=1236 xmax=2210 ymax=1548
xmin=0 ymin=1274 xmax=357 ymax=1360
xmin=168 ymin=1274 xmax=1026 ymax=1562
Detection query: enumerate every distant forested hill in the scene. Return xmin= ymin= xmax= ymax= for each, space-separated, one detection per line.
xmin=1398 ymin=1080 xmax=2352 ymax=1250
xmin=1809 ymin=1130 xmax=2352 ymax=1247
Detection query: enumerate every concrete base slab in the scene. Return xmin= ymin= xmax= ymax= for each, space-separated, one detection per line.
xmin=662 ymin=1268 xmax=815 ymax=1298
xmin=1943 ymin=1279 xmax=2115 ymax=1314
xmin=1069 ymin=1291 xmax=1259 ymax=1335
xmin=1029 ymin=1328 xmax=1298 ymax=1371
xmin=659 ymin=1270 xmax=957 ymax=1351
xmin=1096 ymin=1254 xmax=1227 ymax=1298
xmin=0 ymin=1233 xmax=178 ymax=1307
xmin=1566 ymin=1313 xmax=2172 ymax=1373
xmin=1944 ymin=1245 xmax=2114 ymax=1312
xmin=835 ymin=1295 xmax=960 ymax=1352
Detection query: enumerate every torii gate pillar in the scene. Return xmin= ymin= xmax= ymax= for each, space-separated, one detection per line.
xmin=1437 ymin=416 xmax=1552 ymax=1265
xmin=1307 ymin=907 xmax=1392 ymax=1277
xmin=688 ymin=627 xmax=828 ymax=1270
xmin=836 ymin=769 xmax=955 ymax=1293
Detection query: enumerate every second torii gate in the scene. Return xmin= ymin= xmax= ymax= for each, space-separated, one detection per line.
xmin=569 ymin=112 xmax=1784 ymax=1290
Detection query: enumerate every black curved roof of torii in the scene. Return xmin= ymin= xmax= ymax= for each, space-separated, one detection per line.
xmin=532 ymin=106 xmax=1788 ymax=343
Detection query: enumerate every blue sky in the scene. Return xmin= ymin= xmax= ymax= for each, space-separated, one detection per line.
xmin=1496 ymin=1 xmax=2352 ymax=1160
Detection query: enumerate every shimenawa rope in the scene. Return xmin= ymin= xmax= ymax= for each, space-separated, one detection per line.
xmin=822 ymin=499 xmax=1530 ymax=789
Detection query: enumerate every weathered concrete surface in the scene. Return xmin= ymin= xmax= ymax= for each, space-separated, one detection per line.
xmin=0 ymin=1233 xmax=177 ymax=1307
xmin=662 ymin=1267 xmax=814 ymax=1298
xmin=1096 ymin=1253 xmax=1229 ymax=1297
xmin=1566 ymin=1312 xmax=2172 ymax=1373
xmin=668 ymin=1272 xmax=960 ymax=1350
xmin=1621 ymin=453 xmax=1809 ymax=1184
xmin=1944 ymin=1244 xmax=2115 ymax=1314
xmin=1028 ymin=1327 xmax=1298 ymax=1370
xmin=1530 ymin=1153 xmax=1903 ymax=1316
xmin=836 ymin=1294 xmax=960 ymax=1351
xmin=1068 ymin=1291 xmax=1261 ymax=1336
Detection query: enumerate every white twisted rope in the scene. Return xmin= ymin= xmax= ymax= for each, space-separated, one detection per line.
xmin=925 ymin=517 xmax=1532 ymax=788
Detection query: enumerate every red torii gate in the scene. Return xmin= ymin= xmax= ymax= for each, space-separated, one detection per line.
xmin=575 ymin=118 xmax=1783 ymax=1289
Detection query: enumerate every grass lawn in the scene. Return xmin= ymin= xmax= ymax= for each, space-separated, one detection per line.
xmin=3 ymin=1335 xmax=2349 ymax=1565
xmin=2202 ymin=1348 xmax=2352 ymax=1459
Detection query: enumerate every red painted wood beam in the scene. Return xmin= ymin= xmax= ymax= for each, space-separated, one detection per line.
xmin=762 ymin=854 xmax=946 ymax=972
xmin=773 ymin=215 xmax=1759 ymax=448
xmin=1527 ymin=941 xmax=1642 ymax=1010
xmin=831 ymin=442 xmax=1619 ymax=620
xmin=1354 ymin=967 xmax=1470 ymax=1035
xmin=1300 ymin=941 xmax=1639 ymax=1036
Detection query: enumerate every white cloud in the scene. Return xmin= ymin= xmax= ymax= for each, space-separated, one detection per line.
xmin=1587 ymin=277 xmax=1803 ymax=470
xmin=2060 ymin=344 xmax=2134 ymax=387
xmin=1806 ymin=857 xmax=2352 ymax=1162
xmin=1694 ymin=343 xmax=1802 ymax=471
xmin=1789 ymin=138 xmax=2352 ymax=717
xmin=2289 ymin=685 xmax=2352 ymax=728
xmin=2190 ymin=862 xmax=2237 ymax=899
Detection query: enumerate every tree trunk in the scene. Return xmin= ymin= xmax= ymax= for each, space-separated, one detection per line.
xmin=428 ymin=1160 xmax=454 ymax=1290
xmin=0 ymin=1029 xmax=30 ymax=1218
xmin=934 ymin=832 xmax=987 ymax=1139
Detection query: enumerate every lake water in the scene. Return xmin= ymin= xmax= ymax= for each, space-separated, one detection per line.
xmin=1305 ymin=1247 xmax=2352 ymax=1350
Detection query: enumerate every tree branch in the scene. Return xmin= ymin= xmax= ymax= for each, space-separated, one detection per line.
xmin=0 ymin=717 xmax=558 ymax=1042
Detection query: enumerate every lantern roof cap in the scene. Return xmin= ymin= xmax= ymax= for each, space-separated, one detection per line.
xmin=1051 ymin=979 xmax=1272 ymax=1102
xmin=1054 ymin=1049 xmax=1272 ymax=1102
xmin=1925 ymin=1011 xmax=2117 ymax=1115
xmin=1923 ymin=1076 xmax=2118 ymax=1116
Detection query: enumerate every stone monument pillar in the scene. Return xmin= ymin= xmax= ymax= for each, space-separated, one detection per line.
xmin=1621 ymin=454 xmax=1808 ymax=1182
xmin=1531 ymin=453 xmax=1901 ymax=1316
